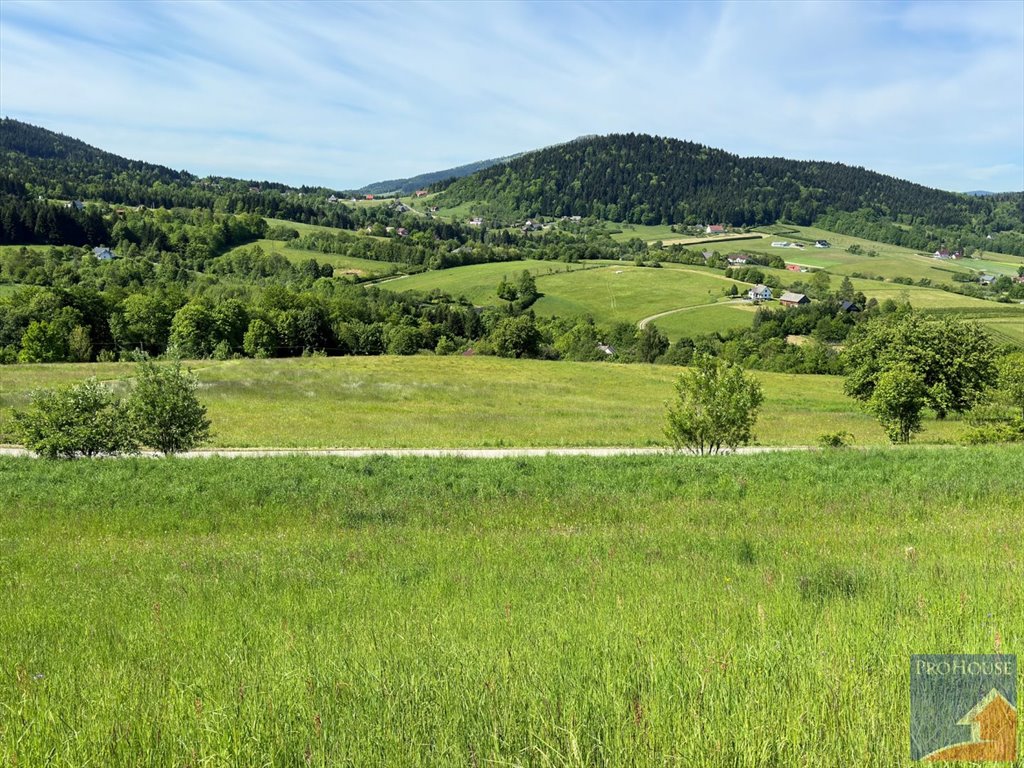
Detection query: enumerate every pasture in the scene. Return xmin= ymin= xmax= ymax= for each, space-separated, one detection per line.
xmin=0 ymin=356 xmax=971 ymax=448
xmin=1 ymin=448 xmax=1021 ymax=765
xmin=225 ymin=239 xmax=406 ymax=277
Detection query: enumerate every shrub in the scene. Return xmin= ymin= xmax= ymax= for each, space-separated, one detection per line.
xmin=818 ymin=431 xmax=853 ymax=449
xmin=665 ymin=354 xmax=764 ymax=455
xmin=125 ymin=360 xmax=211 ymax=455
xmin=12 ymin=378 xmax=137 ymax=459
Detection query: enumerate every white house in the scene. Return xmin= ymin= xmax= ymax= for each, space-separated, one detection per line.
xmin=92 ymin=247 xmax=118 ymax=261
xmin=748 ymin=284 xmax=773 ymax=301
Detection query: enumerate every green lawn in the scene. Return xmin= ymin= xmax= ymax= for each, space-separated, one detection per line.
xmin=1 ymin=448 xmax=1021 ymax=765
xmin=0 ymin=356 xmax=971 ymax=448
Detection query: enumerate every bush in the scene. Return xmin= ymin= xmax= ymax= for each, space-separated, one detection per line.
xmin=961 ymin=419 xmax=1024 ymax=445
xmin=665 ymin=354 xmax=764 ymax=455
xmin=818 ymin=431 xmax=853 ymax=449
xmin=125 ymin=360 xmax=211 ymax=455
xmin=12 ymin=379 xmax=137 ymax=458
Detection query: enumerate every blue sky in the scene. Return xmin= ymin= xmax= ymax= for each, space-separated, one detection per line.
xmin=1 ymin=0 xmax=1022 ymax=191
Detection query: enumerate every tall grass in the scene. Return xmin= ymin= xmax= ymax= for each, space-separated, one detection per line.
xmin=1 ymin=447 xmax=1022 ymax=765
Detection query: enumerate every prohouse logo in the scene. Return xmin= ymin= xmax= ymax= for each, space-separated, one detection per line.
xmin=910 ymin=654 xmax=1017 ymax=762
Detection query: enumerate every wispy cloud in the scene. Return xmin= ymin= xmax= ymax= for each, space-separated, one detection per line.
xmin=1 ymin=0 xmax=1021 ymax=191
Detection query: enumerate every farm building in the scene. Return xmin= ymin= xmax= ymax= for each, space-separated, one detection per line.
xmin=779 ymin=291 xmax=809 ymax=307
xmin=785 ymin=263 xmax=802 ymax=272
xmin=814 ymin=240 xmax=830 ymax=248
xmin=727 ymin=254 xmax=749 ymax=266
xmin=840 ymin=301 xmax=862 ymax=313
xmin=978 ymin=274 xmax=997 ymax=286
xmin=748 ymin=284 xmax=773 ymax=301
xmin=414 ymin=190 xmax=429 ymax=197
xmin=706 ymin=224 xmax=725 ymax=234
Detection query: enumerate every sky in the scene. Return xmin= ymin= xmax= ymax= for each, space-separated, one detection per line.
xmin=1 ymin=0 xmax=1022 ymax=192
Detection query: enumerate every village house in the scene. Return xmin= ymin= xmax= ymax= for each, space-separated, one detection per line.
xmin=814 ymin=240 xmax=830 ymax=248
xmin=779 ymin=291 xmax=809 ymax=307
xmin=706 ymin=224 xmax=725 ymax=234
xmin=396 ymin=227 xmax=408 ymax=237
xmin=64 ymin=200 xmax=85 ymax=210
xmin=92 ymin=246 xmax=118 ymax=261
xmin=365 ymin=194 xmax=375 ymax=200
xmin=469 ymin=217 xmax=484 ymax=227
xmin=701 ymin=250 xmax=714 ymax=261
xmin=840 ymin=300 xmax=862 ymax=313
xmin=727 ymin=254 xmax=748 ymax=266
xmin=785 ymin=263 xmax=802 ymax=272
xmin=327 ymin=194 xmax=339 ymax=203
xmin=747 ymin=284 xmax=773 ymax=302
xmin=414 ymin=190 xmax=429 ymax=197
xmin=978 ymin=274 xmax=997 ymax=286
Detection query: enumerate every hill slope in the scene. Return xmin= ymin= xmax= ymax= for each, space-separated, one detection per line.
xmin=355 ymin=155 xmax=520 ymax=196
xmin=436 ymin=133 xmax=1024 ymax=254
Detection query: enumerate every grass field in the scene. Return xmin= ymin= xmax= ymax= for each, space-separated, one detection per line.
xmin=1 ymin=448 xmax=1021 ymax=765
xmin=385 ymin=260 xmax=597 ymax=305
xmin=531 ymin=266 xmax=742 ymax=325
xmin=648 ymin=301 xmax=760 ymax=339
xmin=0 ymin=356 xmax=973 ymax=448
xmin=225 ymin=239 xmax=406 ymax=277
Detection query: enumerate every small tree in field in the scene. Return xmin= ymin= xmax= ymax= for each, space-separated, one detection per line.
xmin=997 ymin=351 xmax=1024 ymax=419
xmin=126 ymin=360 xmax=211 ymax=455
xmin=869 ymin=363 xmax=927 ymax=443
xmin=665 ymin=354 xmax=764 ymax=455
xmin=12 ymin=378 xmax=136 ymax=458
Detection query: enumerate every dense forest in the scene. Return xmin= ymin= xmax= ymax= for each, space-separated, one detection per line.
xmin=435 ymin=133 xmax=1024 ymax=255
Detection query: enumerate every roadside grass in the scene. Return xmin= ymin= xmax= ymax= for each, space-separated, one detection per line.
xmin=1 ymin=448 xmax=1021 ymax=766
xmin=0 ymin=356 xmax=969 ymax=448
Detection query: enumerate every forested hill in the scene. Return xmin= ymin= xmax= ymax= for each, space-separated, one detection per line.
xmin=435 ymin=133 xmax=1023 ymax=236
xmin=356 ymin=155 xmax=519 ymax=196
xmin=0 ymin=118 xmax=356 ymax=219
xmin=0 ymin=118 xmax=200 ymax=195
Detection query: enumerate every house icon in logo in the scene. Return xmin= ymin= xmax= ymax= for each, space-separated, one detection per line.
xmin=923 ymin=688 xmax=1017 ymax=762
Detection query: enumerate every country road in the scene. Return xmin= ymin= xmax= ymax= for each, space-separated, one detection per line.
xmin=0 ymin=445 xmax=816 ymax=459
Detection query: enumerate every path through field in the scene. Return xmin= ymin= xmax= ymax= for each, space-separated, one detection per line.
xmin=0 ymin=445 xmax=814 ymax=458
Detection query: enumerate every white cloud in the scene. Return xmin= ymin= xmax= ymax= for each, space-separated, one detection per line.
xmin=1 ymin=0 xmax=1021 ymax=191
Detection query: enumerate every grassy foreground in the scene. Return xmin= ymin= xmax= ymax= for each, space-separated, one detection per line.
xmin=0 ymin=356 xmax=971 ymax=448
xmin=1 ymin=448 xmax=1022 ymax=765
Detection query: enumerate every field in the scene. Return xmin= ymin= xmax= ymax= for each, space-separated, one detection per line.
xmin=0 ymin=356 xmax=973 ymax=448
xmin=647 ymin=301 xmax=759 ymax=339
xmin=384 ymin=260 xmax=596 ymax=305
xmin=224 ymin=239 xmax=406 ymax=277
xmin=531 ymin=266 xmax=742 ymax=325
xmin=1 ymin=448 xmax=1021 ymax=765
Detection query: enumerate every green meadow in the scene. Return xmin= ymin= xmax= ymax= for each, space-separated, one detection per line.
xmin=0 ymin=356 xmax=971 ymax=448
xmin=225 ymin=239 xmax=407 ymax=277
xmin=386 ymin=259 xmax=596 ymax=305
xmin=1 ymin=448 xmax=1021 ymax=766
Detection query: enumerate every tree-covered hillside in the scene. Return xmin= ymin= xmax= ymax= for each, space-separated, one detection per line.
xmin=355 ymin=155 xmax=519 ymax=196
xmin=436 ymin=133 xmax=1024 ymax=254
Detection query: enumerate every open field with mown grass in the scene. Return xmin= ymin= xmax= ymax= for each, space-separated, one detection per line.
xmin=225 ymin=239 xmax=407 ymax=277
xmin=384 ymin=259 xmax=598 ymax=305
xmin=1 ymin=448 xmax=1021 ymax=765
xmin=0 ymin=356 xmax=972 ymax=448
xmin=647 ymin=301 xmax=760 ymax=339
xmin=531 ymin=265 xmax=742 ymax=325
